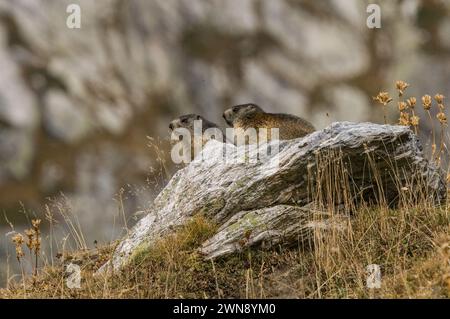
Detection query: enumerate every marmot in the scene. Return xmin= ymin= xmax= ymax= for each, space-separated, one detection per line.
xmin=223 ymin=103 xmax=315 ymax=140
xmin=169 ymin=114 xmax=226 ymax=161
xmin=169 ymin=114 xmax=221 ymax=134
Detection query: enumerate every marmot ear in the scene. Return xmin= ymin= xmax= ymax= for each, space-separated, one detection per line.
xmin=252 ymin=104 xmax=263 ymax=112
xmin=245 ymin=113 xmax=254 ymax=120
xmin=196 ymin=115 xmax=201 ymax=120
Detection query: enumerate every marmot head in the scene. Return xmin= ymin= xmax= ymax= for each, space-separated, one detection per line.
xmin=223 ymin=103 xmax=264 ymax=126
xmin=169 ymin=114 xmax=202 ymax=131
xmin=169 ymin=114 xmax=219 ymax=132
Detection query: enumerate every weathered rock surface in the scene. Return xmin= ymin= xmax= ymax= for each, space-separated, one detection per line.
xmin=200 ymin=204 xmax=315 ymax=260
xmin=99 ymin=122 xmax=445 ymax=272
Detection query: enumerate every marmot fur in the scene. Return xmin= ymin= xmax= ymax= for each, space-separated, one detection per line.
xmin=223 ymin=103 xmax=315 ymax=140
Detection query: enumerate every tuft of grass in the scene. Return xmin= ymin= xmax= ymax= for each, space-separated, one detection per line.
xmin=128 ymin=215 xmax=217 ymax=267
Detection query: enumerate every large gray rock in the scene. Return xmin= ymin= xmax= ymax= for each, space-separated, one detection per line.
xmin=99 ymin=122 xmax=444 ymax=273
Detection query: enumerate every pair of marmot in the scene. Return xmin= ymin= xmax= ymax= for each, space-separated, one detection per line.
xmin=169 ymin=103 xmax=315 ymax=145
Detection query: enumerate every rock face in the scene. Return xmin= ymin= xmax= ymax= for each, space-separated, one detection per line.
xmin=99 ymin=122 xmax=445 ymax=272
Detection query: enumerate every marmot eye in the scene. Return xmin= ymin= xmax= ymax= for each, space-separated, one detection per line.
xmin=181 ymin=118 xmax=188 ymax=123
xmin=232 ymin=107 xmax=238 ymax=112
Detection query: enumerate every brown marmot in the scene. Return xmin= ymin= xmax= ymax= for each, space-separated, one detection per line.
xmin=169 ymin=114 xmax=226 ymax=161
xmin=223 ymin=103 xmax=315 ymax=140
xmin=169 ymin=114 xmax=221 ymax=135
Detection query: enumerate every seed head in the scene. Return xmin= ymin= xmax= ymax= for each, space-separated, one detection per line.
xmin=33 ymin=237 xmax=41 ymax=253
xmin=434 ymin=94 xmax=445 ymax=105
xmin=12 ymin=233 xmax=24 ymax=245
xmin=373 ymin=92 xmax=393 ymax=106
xmin=398 ymin=101 xmax=408 ymax=111
xmin=16 ymin=245 xmax=24 ymax=259
xmin=395 ymin=80 xmax=409 ymax=97
xmin=437 ymin=112 xmax=447 ymax=125
xmin=407 ymin=97 xmax=417 ymax=108
xmin=410 ymin=115 xmax=420 ymax=126
xmin=11 ymin=233 xmax=25 ymax=260
xmin=399 ymin=112 xmax=410 ymax=126
xmin=32 ymin=219 xmax=41 ymax=230
xmin=24 ymin=229 xmax=35 ymax=250
xmin=422 ymin=95 xmax=432 ymax=110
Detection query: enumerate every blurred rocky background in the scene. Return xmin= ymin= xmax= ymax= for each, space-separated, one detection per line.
xmin=1 ymin=0 xmax=449 ymax=286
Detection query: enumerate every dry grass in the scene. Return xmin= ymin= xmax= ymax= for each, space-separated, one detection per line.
xmin=1 ymin=207 xmax=449 ymax=299
xmin=1 ymin=81 xmax=450 ymax=299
